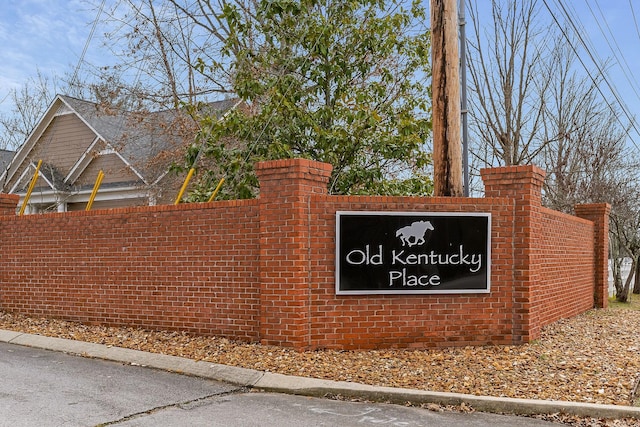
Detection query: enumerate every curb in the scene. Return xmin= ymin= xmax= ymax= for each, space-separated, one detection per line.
xmin=2 ymin=329 xmax=639 ymax=420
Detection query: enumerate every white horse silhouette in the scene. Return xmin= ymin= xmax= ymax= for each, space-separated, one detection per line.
xmin=395 ymin=220 xmax=434 ymax=247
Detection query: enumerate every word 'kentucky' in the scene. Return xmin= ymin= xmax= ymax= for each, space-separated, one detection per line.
xmin=346 ymin=244 xmax=483 ymax=273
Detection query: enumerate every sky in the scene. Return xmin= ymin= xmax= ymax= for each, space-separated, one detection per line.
xmin=1 ymin=0 xmax=640 ymax=143
xmin=0 ymin=0 xmax=114 ymax=106
xmin=540 ymin=0 xmax=640 ymax=148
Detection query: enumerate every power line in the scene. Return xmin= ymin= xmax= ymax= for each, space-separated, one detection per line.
xmin=629 ymin=0 xmax=640 ymax=42
xmin=542 ymin=0 xmax=640 ymax=152
xmin=561 ymin=0 xmax=640 ymax=134
xmin=583 ymin=0 xmax=640 ymax=111
xmin=71 ymin=0 xmax=106 ymax=88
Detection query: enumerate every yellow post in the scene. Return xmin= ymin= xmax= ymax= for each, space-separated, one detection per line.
xmin=86 ymin=170 xmax=104 ymax=211
xmin=19 ymin=159 xmax=43 ymax=216
xmin=207 ymin=178 xmax=225 ymax=202
xmin=174 ymin=168 xmax=195 ymax=205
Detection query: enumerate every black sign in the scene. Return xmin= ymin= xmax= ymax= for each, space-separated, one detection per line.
xmin=336 ymin=212 xmax=491 ymax=294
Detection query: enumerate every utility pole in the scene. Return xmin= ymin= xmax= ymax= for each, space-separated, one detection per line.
xmin=459 ymin=0 xmax=469 ymax=197
xmin=431 ymin=0 xmax=463 ymax=197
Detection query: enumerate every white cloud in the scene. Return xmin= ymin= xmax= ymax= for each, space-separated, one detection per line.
xmin=0 ymin=0 xmax=113 ymax=112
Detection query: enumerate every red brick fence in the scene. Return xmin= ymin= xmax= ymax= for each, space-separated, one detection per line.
xmin=0 ymin=159 xmax=609 ymax=349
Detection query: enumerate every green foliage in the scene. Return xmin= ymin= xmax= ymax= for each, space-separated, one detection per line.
xmin=609 ymin=292 xmax=640 ymax=310
xmin=186 ymin=0 xmax=432 ymax=199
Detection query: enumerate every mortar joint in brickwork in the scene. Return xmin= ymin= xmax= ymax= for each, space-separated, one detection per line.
xmin=0 ymin=159 xmax=608 ymax=350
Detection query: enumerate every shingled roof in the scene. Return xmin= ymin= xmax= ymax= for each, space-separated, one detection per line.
xmin=58 ymin=95 xmax=239 ymax=184
xmin=1 ymin=94 xmax=239 ymax=211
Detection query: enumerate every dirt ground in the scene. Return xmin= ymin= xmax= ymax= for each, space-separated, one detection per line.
xmin=1 ymin=296 xmax=640 ymax=426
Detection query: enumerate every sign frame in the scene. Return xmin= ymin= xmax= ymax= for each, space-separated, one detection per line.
xmin=335 ymin=211 xmax=491 ymax=295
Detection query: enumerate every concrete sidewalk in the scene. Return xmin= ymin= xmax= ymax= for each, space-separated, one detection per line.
xmin=1 ymin=329 xmax=639 ymax=421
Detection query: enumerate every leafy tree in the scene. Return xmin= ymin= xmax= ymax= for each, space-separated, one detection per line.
xmin=177 ymin=0 xmax=432 ymax=199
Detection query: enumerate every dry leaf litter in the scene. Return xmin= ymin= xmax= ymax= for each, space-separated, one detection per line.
xmin=1 ymin=304 xmax=640 ymax=426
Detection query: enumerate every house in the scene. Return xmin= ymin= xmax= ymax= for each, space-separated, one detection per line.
xmin=0 ymin=95 xmax=238 ymax=213
xmin=0 ymin=149 xmax=14 ymax=172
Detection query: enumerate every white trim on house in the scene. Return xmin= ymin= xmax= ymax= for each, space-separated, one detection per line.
xmin=0 ymin=96 xmax=63 ymax=185
xmin=65 ymin=136 xmax=101 ymax=184
xmin=54 ymin=97 xmax=150 ymax=185
xmin=151 ymin=169 xmax=169 ymax=186
xmin=110 ymin=145 xmax=149 ymax=185
xmin=16 ymin=184 xmax=151 ymax=212
xmin=9 ymin=161 xmax=56 ymax=194
xmin=54 ymin=103 xmax=74 ymax=116
xmin=9 ymin=166 xmax=33 ymax=194
xmin=66 ymin=98 xmax=151 ymax=185
xmin=2 ymin=95 xmax=150 ymax=190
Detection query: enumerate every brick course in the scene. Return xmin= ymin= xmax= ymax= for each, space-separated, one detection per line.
xmin=0 ymin=198 xmax=261 ymax=341
xmin=0 ymin=159 xmax=609 ymax=350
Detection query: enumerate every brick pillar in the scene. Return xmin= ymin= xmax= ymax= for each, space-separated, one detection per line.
xmin=255 ymin=159 xmax=333 ymax=349
xmin=481 ymin=165 xmax=546 ymax=343
xmin=0 ymin=194 xmax=19 ymax=216
xmin=575 ymin=203 xmax=611 ymax=309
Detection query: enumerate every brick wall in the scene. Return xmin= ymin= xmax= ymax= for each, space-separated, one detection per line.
xmin=534 ymin=208 xmax=595 ymax=336
xmin=0 ymin=159 xmax=609 ymax=350
xmin=0 ymin=194 xmax=18 ymax=216
xmin=575 ymin=203 xmax=611 ymax=310
xmin=305 ymin=196 xmax=516 ymax=349
xmin=0 ymin=198 xmax=261 ymax=341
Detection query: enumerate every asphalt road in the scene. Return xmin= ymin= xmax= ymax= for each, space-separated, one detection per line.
xmin=0 ymin=342 xmax=565 ymax=426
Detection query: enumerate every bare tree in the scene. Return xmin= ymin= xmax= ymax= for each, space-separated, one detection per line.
xmin=539 ymin=42 xmax=636 ymax=213
xmin=467 ymin=0 xmax=640 ymax=303
xmin=88 ymin=0 xmax=234 ymax=110
xmin=467 ymin=0 xmax=555 ymax=167
xmin=609 ymin=191 xmax=640 ymax=302
xmin=0 ymin=70 xmax=58 ymax=150
xmin=609 ymin=232 xmax=627 ymax=301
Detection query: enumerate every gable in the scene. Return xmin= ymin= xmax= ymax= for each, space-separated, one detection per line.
xmin=75 ymin=152 xmax=143 ymax=188
xmin=9 ymin=162 xmax=56 ymax=194
xmin=33 ymin=113 xmax=96 ymax=174
xmin=3 ymin=94 xmax=240 ymax=212
xmin=3 ymin=107 xmax=97 ymax=193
